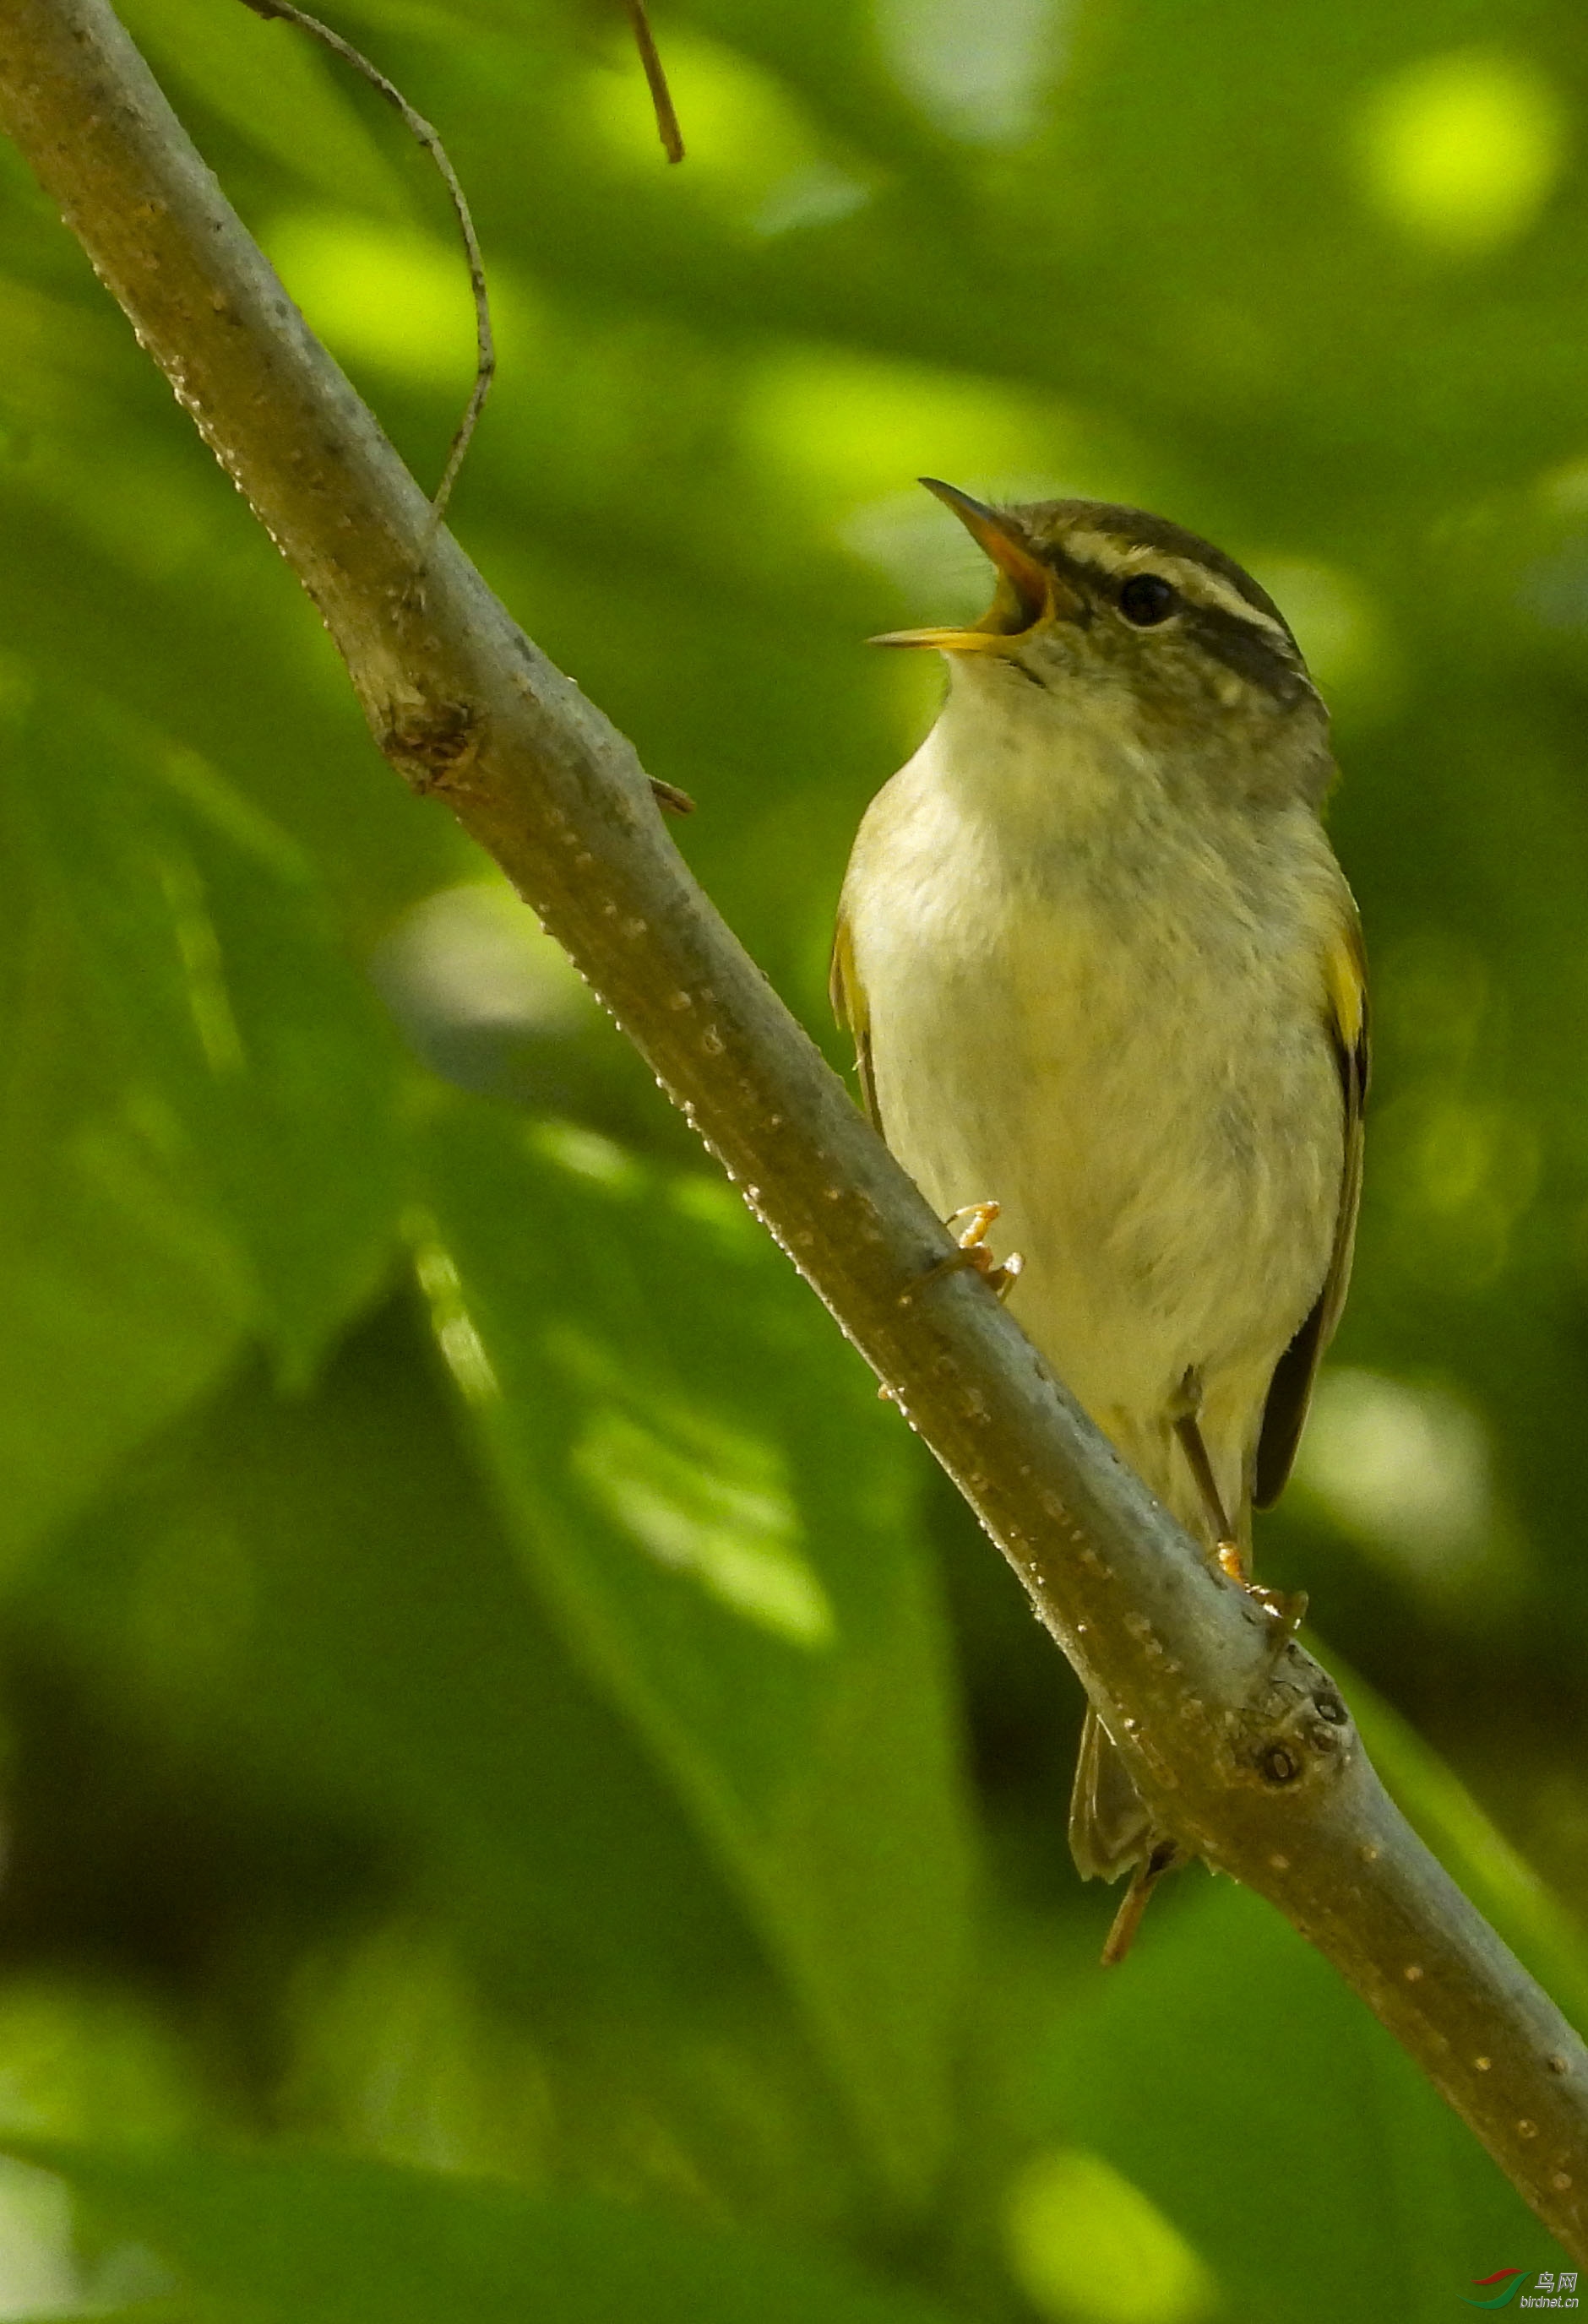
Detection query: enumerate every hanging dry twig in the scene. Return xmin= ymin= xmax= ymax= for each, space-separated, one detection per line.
xmin=239 ymin=0 xmax=493 ymax=535
xmin=235 ymin=0 xmax=689 ymax=817
xmin=623 ymin=0 xmax=684 ymax=163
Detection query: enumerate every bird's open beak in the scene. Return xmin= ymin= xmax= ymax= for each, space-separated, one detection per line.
xmin=869 ymin=479 xmax=1078 ymax=651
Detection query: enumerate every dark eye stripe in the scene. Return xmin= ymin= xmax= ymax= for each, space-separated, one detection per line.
xmin=1031 ymin=499 xmax=1297 ymax=635
xmin=1185 ymin=601 xmax=1313 ymax=704
xmin=1017 ymin=535 xmax=1308 ymax=703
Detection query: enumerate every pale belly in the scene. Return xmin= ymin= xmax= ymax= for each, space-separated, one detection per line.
xmin=841 ymin=763 xmax=1346 ymax=1513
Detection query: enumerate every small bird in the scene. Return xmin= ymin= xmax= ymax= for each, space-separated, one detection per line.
xmin=832 ymin=481 xmax=1367 ymax=1957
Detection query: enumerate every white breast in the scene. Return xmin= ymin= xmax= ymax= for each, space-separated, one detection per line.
xmin=840 ymin=670 xmax=1348 ymax=1518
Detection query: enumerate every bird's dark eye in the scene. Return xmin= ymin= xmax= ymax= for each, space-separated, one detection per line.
xmin=1118 ymin=573 xmax=1178 ymax=627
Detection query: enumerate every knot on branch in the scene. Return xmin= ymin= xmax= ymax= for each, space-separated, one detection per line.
xmin=1236 ymin=1667 xmax=1355 ymax=1795
xmin=380 ymin=691 xmax=481 ymax=796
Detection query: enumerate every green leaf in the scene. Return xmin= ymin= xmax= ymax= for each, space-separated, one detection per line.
xmin=10 ymin=2142 xmax=963 ymax=2324
xmin=0 ymin=796 xmax=250 ymax=1570
xmin=1026 ymin=1878 xmax=1573 ymax=2323
xmin=417 ymin=1104 xmax=976 ymax=2202
xmin=14 ymin=698 xmax=406 ymax=1382
xmin=11 ymin=1300 xmax=873 ymax=2219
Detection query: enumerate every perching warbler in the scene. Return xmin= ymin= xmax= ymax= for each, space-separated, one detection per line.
xmin=832 ymin=482 xmax=1367 ymax=1957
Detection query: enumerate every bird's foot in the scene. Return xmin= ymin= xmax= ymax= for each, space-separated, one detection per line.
xmin=902 ymin=1202 xmax=1024 ymax=1306
xmin=885 ymin=1203 xmax=1021 ymax=1397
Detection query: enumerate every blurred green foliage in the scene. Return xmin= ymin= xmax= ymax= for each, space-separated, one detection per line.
xmin=1 ymin=0 xmax=1587 ymax=2314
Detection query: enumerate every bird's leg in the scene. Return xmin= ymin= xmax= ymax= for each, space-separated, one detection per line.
xmin=903 ymin=1202 xmax=1025 ymax=1305
xmin=1170 ymin=1399 xmax=1243 ymax=1577
xmin=1172 ymin=1397 xmax=1307 ymax=1638
xmin=1101 ymin=1837 xmax=1182 ymax=1968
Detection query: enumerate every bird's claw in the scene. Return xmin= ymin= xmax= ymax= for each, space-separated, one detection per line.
xmin=902 ymin=1202 xmax=1024 ymax=1306
xmin=1216 ymin=1540 xmax=1306 ymax=1627
xmin=1215 ymin=1541 xmax=1307 ymax=1675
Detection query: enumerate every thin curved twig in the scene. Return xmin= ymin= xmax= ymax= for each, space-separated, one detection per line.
xmin=239 ymin=0 xmax=493 ymax=537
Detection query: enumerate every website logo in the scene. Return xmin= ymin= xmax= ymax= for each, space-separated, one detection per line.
xmin=1463 ymin=2276 xmax=1530 ymax=2311
xmin=1461 ymin=2271 xmax=1580 ymax=2310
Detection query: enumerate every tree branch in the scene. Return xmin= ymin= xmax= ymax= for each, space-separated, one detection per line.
xmin=2 ymin=0 xmax=1585 ymax=2256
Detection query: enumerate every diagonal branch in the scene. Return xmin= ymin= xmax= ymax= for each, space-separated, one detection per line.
xmin=1 ymin=0 xmax=1585 ymax=2257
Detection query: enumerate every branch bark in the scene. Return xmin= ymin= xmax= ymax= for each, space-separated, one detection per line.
xmin=2 ymin=0 xmax=1585 ymax=2257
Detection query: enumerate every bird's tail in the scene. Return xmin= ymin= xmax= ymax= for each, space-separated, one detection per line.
xmin=1068 ymin=1703 xmax=1153 ymax=1882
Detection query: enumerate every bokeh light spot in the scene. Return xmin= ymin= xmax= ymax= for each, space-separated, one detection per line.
xmin=1354 ymin=52 xmax=1569 ymax=254
xmin=1297 ymin=1369 xmax=1526 ymax=1615
xmin=372 ymin=883 xmax=596 ymax=1099
xmin=584 ymin=26 xmax=843 ymax=214
xmin=1248 ymin=556 xmax=1393 ymax=710
xmin=1003 ymin=2148 xmax=1217 ymax=2324
xmin=263 ymin=215 xmax=504 ymax=386
xmin=1298 ymin=1368 xmax=1490 ymax=1567
xmin=746 ymin=351 xmax=1066 ymax=513
xmin=877 ymin=0 xmax=1069 ymax=145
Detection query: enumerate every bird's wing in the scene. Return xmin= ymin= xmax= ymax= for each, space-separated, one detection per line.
xmin=829 ymin=904 xmax=884 ymax=1133
xmin=1253 ymin=900 xmax=1369 ymax=1509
